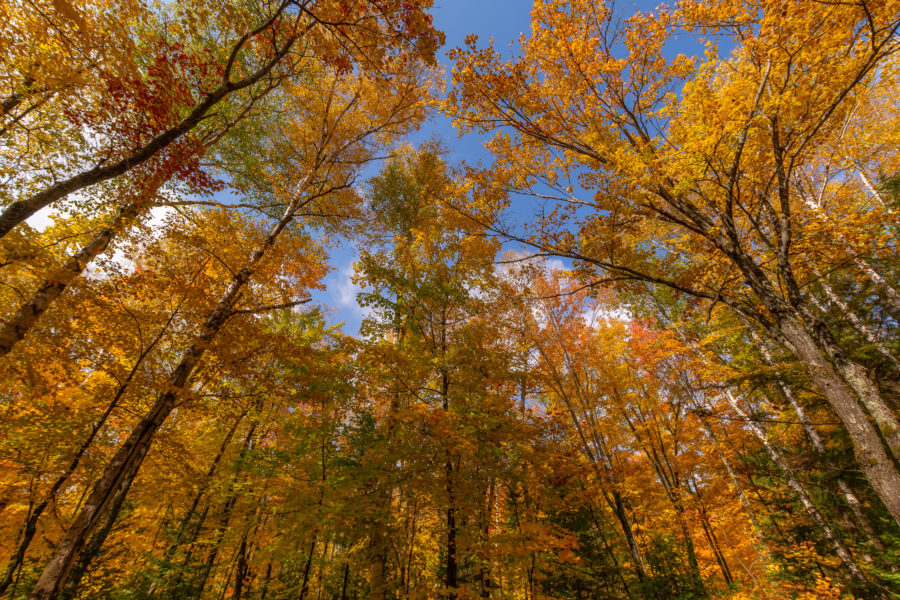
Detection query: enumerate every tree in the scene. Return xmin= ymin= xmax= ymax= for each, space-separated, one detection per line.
xmin=446 ymin=0 xmax=900 ymax=525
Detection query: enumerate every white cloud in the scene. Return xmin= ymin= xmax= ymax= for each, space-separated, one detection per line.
xmin=25 ymin=205 xmax=56 ymax=232
xmin=581 ymin=304 xmax=632 ymax=327
xmin=543 ymin=256 xmax=566 ymax=273
xmin=335 ymin=264 xmax=359 ymax=307
xmin=322 ymin=260 xmax=373 ymax=332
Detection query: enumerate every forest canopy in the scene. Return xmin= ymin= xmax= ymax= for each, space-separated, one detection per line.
xmin=0 ymin=0 xmax=899 ymax=599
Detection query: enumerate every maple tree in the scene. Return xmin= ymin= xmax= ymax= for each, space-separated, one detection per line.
xmin=446 ymin=0 xmax=900 ymax=530
xmin=1 ymin=0 xmax=899 ymax=598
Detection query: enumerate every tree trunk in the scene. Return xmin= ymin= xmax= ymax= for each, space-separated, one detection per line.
xmin=0 ymin=316 xmax=175 ymax=597
xmin=260 ymin=562 xmax=272 ymax=600
xmin=758 ymin=342 xmax=886 ymax=552
xmin=583 ymin=498 xmax=635 ymax=599
xmin=696 ymin=501 xmax=734 ymax=586
xmin=723 ymin=391 xmax=866 ymax=585
xmin=617 ymin=400 xmax=707 ymax=591
xmin=0 ymin=14 xmax=297 ymax=240
xmin=855 ymin=258 xmax=900 ymax=317
xmin=441 ymin=370 xmax=458 ymax=599
xmin=232 ymin=535 xmax=251 ymax=600
xmin=26 ymin=193 xmax=307 ymax=600
xmin=809 ymin=282 xmax=900 ymax=372
xmin=299 ymin=537 xmax=317 ymax=600
xmin=694 ymin=414 xmax=772 ymax=574
xmin=798 ymin=304 xmax=900 ymax=456
xmin=340 ymin=562 xmax=350 ymax=600
xmin=161 ymin=411 xmax=246 ymax=567
xmin=367 ymin=529 xmax=387 ymax=600
xmin=0 ymin=193 xmax=149 ymax=356
xmin=58 ymin=460 xmax=140 ymax=600
xmin=193 ymin=423 xmax=258 ymax=600
xmin=533 ymin=338 xmax=649 ymax=580
xmin=777 ymin=316 xmax=900 ymax=525
xmin=478 ymin=480 xmax=494 ymax=599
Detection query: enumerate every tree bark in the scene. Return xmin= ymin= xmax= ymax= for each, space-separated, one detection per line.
xmin=0 ymin=306 xmax=179 ymax=596
xmin=340 ymin=562 xmax=350 ymax=600
xmin=299 ymin=537 xmax=317 ymax=600
xmin=58 ymin=460 xmax=140 ymax=600
xmin=0 ymin=196 xmax=147 ymax=356
xmin=162 ymin=411 xmax=246 ymax=566
xmin=0 ymin=10 xmax=297 ymax=240
xmin=26 ymin=192 xmax=307 ymax=600
xmin=441 ymin=371 xmax=458 ymax=600
xmin=757 ymin=342 xmax=886 ymax=551
xmin=232 ymin=534 xmax=251 ymax=600
xmin=723 ymin=391 xmax=866 ymax=585
xmin=260 ymin=562 xmax=272 ymax=600
xmin=777 ymin=316 xmax=900 ymax=525
xmin=531 ymin=330 xmax=650 ymax=580
xmin=809 ymin=279 xmax=900 ymax=372
xmin=855 ymin=258 xmax=900 ymax=317
xmin=193 ymin=421 xmax=258 ymax=600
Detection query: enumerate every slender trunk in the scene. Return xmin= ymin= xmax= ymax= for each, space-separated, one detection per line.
xmin=618 ymin=402 xmax=698 ymax=584
xmin=0 ymin=14 xmax=298 ymax=240
xmin=695 ymin=499 xmax=734 ymax=586
xmin=694 ymin=413 xmax=772 ymax=574
xmin=194 ymin=423 xmax=258 ymax=600
xmin=810 ymin=281 xmax=900 ymax=371
xmin=534 ymin=340 xmax=649 ymax=580
xmin=192 ymin=498 xmax=235 ymax=599
xmin=584 ymin=499 xmax=635 ymax=599
xmin=778 ymin=316 xmax=900 ymax=525
xmin=479 ymin=480 xmax=493 ymax=599
xmin=857 ymin=170 xmax=885 ymax=207
xmin=723 ymin=391 xmax=866 ymax=585
xmin=26 ymin=193 xmax=306 ymax=600
xmin=232 ymin=535 xmax=250 ymax=600
xmin=367 ymin=531 xmax=386 ymax=600
xmin=163 ymin=411 xmax=246 ymax=566
xmin=167 ymin=497 xmax=215 ymax=595
xmin=58 ymin=460 xmax=139 ymax=600
xmin=0 ymin=311 xmax=176 ymax=597
xmin=445 ymin=461 xmax=458 ymax=599
xmin=299 ymin=537 xmax=317 ymax=600
xmin=855 ymin=258 xmax=900 ymax=317
xmin=0 ymin=193 xmax=148 ymax=356
xmin=607 ymin=490 xmax=646 ymax=581
xmin=679 ymin=520 xmax=705 ymax=594
xmin=340 ymin=562 xmax=349 ymax=600
xmin=441 ymin=370 xmax=458 ymax=599
xmin=259 ymin=563 xmax=272 ymax=600
xmin=757 ymin=342 xmax=886 ymax=551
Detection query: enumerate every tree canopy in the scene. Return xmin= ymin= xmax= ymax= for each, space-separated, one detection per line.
xmin=1 ymin=0 xmax=899 ymax=599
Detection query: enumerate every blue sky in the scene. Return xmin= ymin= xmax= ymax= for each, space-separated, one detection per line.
xmin=314 ymin=0 xmax=537 ymax=334
xmin=314 ymin=0 xmax=708 ymax=334
xmin=20 ymin=0 xmax=711 ymax=334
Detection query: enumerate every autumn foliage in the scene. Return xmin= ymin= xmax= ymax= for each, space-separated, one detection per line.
xmin=0 ymin=0 xmax=899 ymax=599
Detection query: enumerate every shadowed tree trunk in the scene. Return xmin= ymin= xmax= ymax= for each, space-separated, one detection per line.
xmin=0 ymin=5 xmax=299 ymax=240
xmin=723 ymin=390 xmax=866 ymax=586
xmin=0 ymin=297 xmax=187 ymax=597
xmin=193 ymin=422 xmax=259 ymax=600
xmin=59 ymin=459 xmax=141 ymax=600
xmin=26 ymin=188 xmax=311 ymax=600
